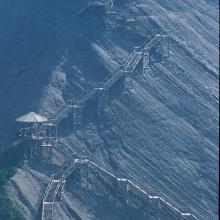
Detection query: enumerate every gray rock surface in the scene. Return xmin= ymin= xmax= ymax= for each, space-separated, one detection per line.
xmin=0 ymin=0 xmax=218 ymax=219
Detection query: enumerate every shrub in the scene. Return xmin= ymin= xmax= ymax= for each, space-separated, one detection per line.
xmin=0 ymin=142 xmax=25 ymax=220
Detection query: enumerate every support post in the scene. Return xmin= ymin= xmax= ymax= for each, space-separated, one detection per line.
xmin=114 ymin=178 xmax=129 ymax=208
xmin=96 ymin=85 xmax=108 ymax=115
xmin=143 ymin=47 xmax=150 ymax=75
xmin=157 ymin=198 xmax=161 ymax=220
xmin=57 ymin=177 xmax=65 ymax=201
xmin=109 ymin=0 xmax=114 ymax=8
xmin=125 ymin=18 xmax=136 ymax=39
xmin=115 ymin=178 xmax=129 ymax=199
xmin=73 ymin=101 xmax=82 ymax=129
xmin=40 ymin=141 xmax=53 ymax=164
xmin=42 ymin=202 xmax=54 ymax=220
xmin=39 ymin=123 xmax=57 ymax=164
xmin=149 ymin=196 xmax=161 ymax=219
xmin=143 ymin=199 xmax=151 ymax=218
xmin=30 ymin=140 xmax=40 ymax=160
xmin=161 ymin=34 xmax=170 ymax=63
xmin=179 ymin=213 xmax=184 ymax=220
xmin=123 ymin=70 xmax=133 ymax=93
xmin=80 ymin=162 xmax=90 ymax=189
xmin=21 ymin=123 xmax=44 ymax=161
xmin=48 ymin=123 xmax=57 ymax=142
xmin=105 ymin=11 xmax=117 ymax=38
xmin=105 ymin=18 xmax=111 ymax=39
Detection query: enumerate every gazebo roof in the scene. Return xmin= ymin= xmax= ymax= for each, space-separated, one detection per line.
xmin=16 ymin=112 xmax=48 ymax=123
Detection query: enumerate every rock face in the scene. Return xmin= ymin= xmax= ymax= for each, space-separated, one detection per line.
xmin=1 ymin=0 xmax=218 ymax=219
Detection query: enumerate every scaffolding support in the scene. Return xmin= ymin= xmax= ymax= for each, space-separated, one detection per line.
xmin=30 ymin=140 xmax=40 ymax=160
xmin=105 ymin=11 xmax=117 ymax=38
xmin=124 ymin=17 xmax=136 ymax=39
xmin=41 ymin=141 xmax=53 ymax=164
xmin=56 ymin=177 xmax=66 ymax=202
xmin=143 ymin=199 xmax=150 ymax=218
xmin=148 ymin=196 xmax=161 ymax=220
xmin=72 ymin=101 xmax=83 ymax=129
xmin=143 ymin=47 xmax=150 ymax=75
xmin=46 ymin=123 xmax=57 ymax=142
xmin=96 ymin=86 xmax=108 ymax=115
xmin=42 ymin=202 xmax=54 ymax=220
xmin=18 ymin=121 xmax=57 ymax=163
xmin=123 ymin=69 xmax=133 ymax=93
xmin=116 ymin=178 xmax=129 ymax=199
xmin=37 ymin=123 xmax=57 ymax=163
xmin=21 ymin=124 xmax=41 ymax=160
xmin=80 ymin=162 xmax=90 ymax=189
xmin=161 ymin=34 xmax=170 ymax=63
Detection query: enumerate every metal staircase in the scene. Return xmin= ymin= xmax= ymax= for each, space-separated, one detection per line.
xmin=40 ymin=33 xmax=188 ymax=220
xmin=45 ymin=33 xmax=169 ymax=128
xmin=50 ymin=105 xmax=72 ymax=125
xmin=41 ymin=156 xmax=199 ymax=220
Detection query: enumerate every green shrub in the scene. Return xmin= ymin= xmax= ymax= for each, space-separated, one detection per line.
xmin=0 ymin=142 xmax=25 ymax=220
xmin=0 ymin=189 xmax=24 ymax=220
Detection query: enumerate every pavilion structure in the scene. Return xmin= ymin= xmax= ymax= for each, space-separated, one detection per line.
xmin=16 ymin=112 xmax=57 ymax=163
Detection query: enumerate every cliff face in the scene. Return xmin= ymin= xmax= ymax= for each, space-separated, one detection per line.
xmin=1 ymin=0 xmax=218 ymax=219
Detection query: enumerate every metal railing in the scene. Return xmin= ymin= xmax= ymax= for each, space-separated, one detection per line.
xmin=41 ymin=153 xmax=200 ymax=220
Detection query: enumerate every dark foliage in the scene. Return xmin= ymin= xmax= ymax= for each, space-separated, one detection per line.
xmin=0 ymin=143 xmax=25 ymax=220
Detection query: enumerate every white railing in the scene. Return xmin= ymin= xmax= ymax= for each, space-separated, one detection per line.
xmin=41 ymin=33 xmax=178 ymax=220
xmin=42 ymin=155 xmax=200 ymax=220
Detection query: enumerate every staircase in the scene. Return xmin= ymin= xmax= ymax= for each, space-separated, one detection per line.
xmin=47 ymin=34 xmax=166 ymax=128
xmin=50 ymin=105 xmax=72 ymax=125
xmin=41 ymin=156 xmax=200 ymax=220
xmin=40 ymin=33 xmax=186 ymax=220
